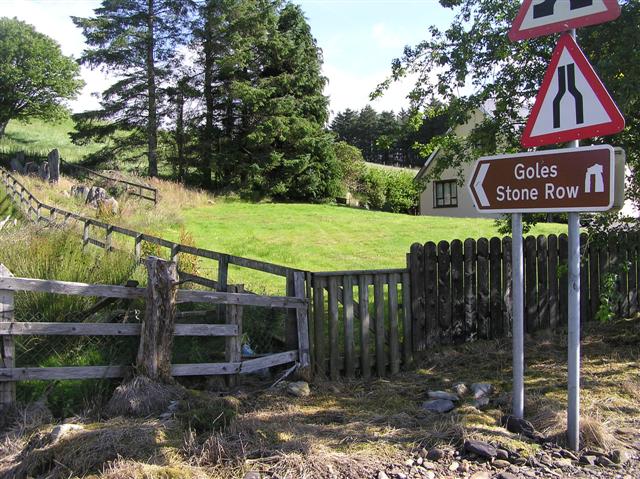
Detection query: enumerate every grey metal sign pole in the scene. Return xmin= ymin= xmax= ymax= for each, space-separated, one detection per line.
xmin=567 ymin=28 xmax=581 ymax=452
xmin=512 ymin=213 xmax=524 ymax=418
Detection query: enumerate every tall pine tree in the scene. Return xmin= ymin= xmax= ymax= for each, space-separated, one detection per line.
xmin=72 ymin=0 xmax=193 ymax=176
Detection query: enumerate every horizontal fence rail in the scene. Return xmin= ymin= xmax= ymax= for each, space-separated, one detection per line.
xmin=0 ymin=167 xmax=303 ymax=283
xmin=0 ymin=263 xmax=310 ymax=400
xmin=60 ymin=159 xmax=157 ymax=204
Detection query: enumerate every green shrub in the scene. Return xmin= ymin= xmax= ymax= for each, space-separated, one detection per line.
xmin=357 ymin=166 xmax=421 ymax=214
xmin=333 ymin=141 xmax=366 ymax=195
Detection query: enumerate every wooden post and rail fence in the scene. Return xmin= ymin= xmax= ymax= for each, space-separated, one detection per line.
xmin=0 ymin=258 xmax=310 ymax=408
xmin=2 ymin=166 xmax=639 ymax=384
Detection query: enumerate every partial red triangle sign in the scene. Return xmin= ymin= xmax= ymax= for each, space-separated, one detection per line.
xmin=509 ymin=0 xmax=621 ymax=42
xmin=521 ymin=33 xmax=624 ymax=148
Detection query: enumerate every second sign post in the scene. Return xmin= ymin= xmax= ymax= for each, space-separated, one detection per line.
xmin=471 ymin=2 xmax=626 ymax=451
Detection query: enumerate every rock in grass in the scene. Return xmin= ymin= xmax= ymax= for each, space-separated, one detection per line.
xmin=580 ymin=455 xmax=597 ymax=466
xmin=502 ymin=415 xmax=537 ymax=437
xmin=49 ymin=424 xmax=84 ymax=444
xmin=243 ymin=472 xmax=261 ymax=479
xmin=596 ymin=455 xmax=617 ymax=467
xmin=421 ymin=399 xmax=455 ymax=413
xmin=426 ymin=448 xmax=445 ymax=462
xmin=427 ymin=390 xmax=459 ymax=401
xmin=609 ymin=448 xmax=632 ymax=465
xmin=464 ymin=440 xmax=497 ymax=459
xmin=471 ymin=383 xmax=493 ymax=398
xmin=287 ymin=381 xmax=310 ymax=397
xmin=453 ymin=382 xmax=469 ymax=397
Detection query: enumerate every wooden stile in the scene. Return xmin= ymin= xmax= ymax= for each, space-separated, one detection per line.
xmin=608 ymin=235 xmax=620 ymax=317
xmin=225 ymin=284 xmax=244 ymax=387
xmin=629 ymin=232 xmax=639 ymax=316
xmin=524 ymin=236 xmax=537 ymax=333
xmin=0 ymin=265 xmax=15 ymax=407
xmin=502 ymin=236 xmax=513 ymax=335
xmin=476 ymin=238 xmax=490 ymax=339
xmin=359 ymin=275 xmax=371 ymax=379
xmin=293 ymin=272 xmax=310 ymax=370
xmin=401 ymin=271 xmax=412 ymax=369
xmin=450 ymin=240 xmax=464 ymax=342
xmin=588 ymin=237 xmax=600 ymax=323
xmin=580 ymin=233 xmax=589 ymax=323
xmin=548 ymin=235 xmax=559 ymax=328
xmin=537 ymin=235 xmax=549 ymax=329
xmin=489 ymin=237 xmax=503 ymax=338
xmin=559 ymin=234 xmax=569 ymax=326
xmin=464 ymin=239 xmax=476 ymax=342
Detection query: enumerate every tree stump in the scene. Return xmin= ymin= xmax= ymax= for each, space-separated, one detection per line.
xmin=136 ymin=257 xmax=178 ymax=382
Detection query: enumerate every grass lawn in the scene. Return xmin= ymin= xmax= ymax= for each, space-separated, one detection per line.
xmin=158 ymin=200 xmax=566 ymax=292
xmin=0 ymin=117 xmax=105 ymax=162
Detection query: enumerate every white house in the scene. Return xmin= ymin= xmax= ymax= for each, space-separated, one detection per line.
xmin=414 ymin=108 xmax=500 ymax=219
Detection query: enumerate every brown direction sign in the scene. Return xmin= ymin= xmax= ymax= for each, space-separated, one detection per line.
xmin=468 ymin=145 xmax=624 ymax=213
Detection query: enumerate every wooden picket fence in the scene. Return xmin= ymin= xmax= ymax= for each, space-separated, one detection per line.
xmin=309 ymin=269 xmax=412 ymax=379
xmin=408 ymin=232 xmax=640 ymax=351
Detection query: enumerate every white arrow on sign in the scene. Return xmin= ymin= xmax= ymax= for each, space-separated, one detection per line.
xmin=473 ymin=163 xmax=490 ymax=207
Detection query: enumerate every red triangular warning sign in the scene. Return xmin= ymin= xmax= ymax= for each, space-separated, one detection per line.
xmin=521 ymin=33 xmax=624 ymax=148
xmin=509 ymin=0 xmax=621 ymax=42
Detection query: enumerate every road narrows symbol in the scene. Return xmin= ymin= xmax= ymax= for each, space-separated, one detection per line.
xmin=552 ymin=63 xmax=584 ymax=129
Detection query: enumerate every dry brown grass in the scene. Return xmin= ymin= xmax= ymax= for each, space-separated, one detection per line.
xmin=106 ymin=376 xmax=184 ymax=418
xmin=2 ymin=318 xmax=638 ymax=478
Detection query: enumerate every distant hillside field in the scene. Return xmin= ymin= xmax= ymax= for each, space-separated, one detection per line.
xmin=0 ymin=118 xmax=105 ymax=162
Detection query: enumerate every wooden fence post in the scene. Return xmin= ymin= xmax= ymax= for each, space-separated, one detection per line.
xmin=83 ymin=220 xmax=90 ymax=248
xmin=225 ymin=284 xmax=244 ymax=387
xmin=0 ymin=264 xmax=16 ymax=408
xmin=136 ymin=257 xmax=178 ymax=382
xmin=285 ymin=271 xmax=298 ymax=351
xmin=135 ymin=234 xmax=142 ymax=263
xmin=293 ymin=272 xmax=311 ymax=374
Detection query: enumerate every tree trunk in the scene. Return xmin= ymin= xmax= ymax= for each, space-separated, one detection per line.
xmin=137 ymin=257 xmax=178 ymax=382
xmin=146 ymin=0 xmax=158 ymax=178
xmin=201 ymin=6 xmax=214 ymax=189
xmin=176 ymin=85 xmax=185 ymax=180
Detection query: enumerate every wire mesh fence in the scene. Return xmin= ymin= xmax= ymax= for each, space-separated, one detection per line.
xmin=11 ymin=290 xmax=291 ymax=370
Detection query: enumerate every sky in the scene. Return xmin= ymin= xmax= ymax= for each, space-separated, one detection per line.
xmin=0 ymin=0 xmax=456 ymax=117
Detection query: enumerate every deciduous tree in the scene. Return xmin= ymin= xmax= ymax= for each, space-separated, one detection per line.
xmin=0 ymin=18 xmax=82 ymax=137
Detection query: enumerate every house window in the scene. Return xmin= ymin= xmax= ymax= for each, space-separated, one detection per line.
xmin=434 ymin=180 xmax=458 ymax=208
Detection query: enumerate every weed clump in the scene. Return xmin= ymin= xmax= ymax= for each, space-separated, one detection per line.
xmin=175 ymin=390 xmax=239 ymax=435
